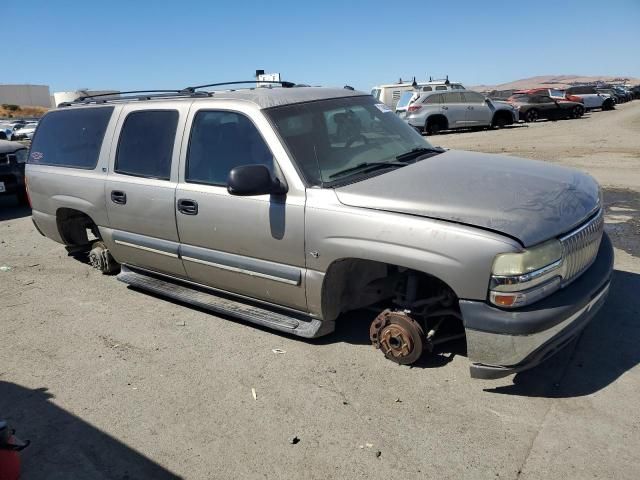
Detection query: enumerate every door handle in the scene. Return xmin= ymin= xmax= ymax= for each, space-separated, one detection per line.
xmin=441 ymin=106 xmax=448 ymax=110
xmin=111 ymin=190 xmax=127 ymax=205
xmin=468 ymin=106 xmax=474 ymax=110
xmin=177 ymin=199 xmax=198 ymax=215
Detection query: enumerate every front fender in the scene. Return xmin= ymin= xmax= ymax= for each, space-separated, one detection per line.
xmin=304 ymin=189 xmax=521 ymax=318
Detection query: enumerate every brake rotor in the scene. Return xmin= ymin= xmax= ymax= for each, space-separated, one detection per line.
xmin=370 ymin=310 xmax=425 ymax=365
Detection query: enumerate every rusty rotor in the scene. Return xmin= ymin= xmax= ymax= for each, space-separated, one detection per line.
xmin=370 ymin=310 xmax=425 ymax=365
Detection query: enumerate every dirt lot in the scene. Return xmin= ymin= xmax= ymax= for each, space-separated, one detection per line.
xmin=1 ymin=102 xmax=639 ymax=479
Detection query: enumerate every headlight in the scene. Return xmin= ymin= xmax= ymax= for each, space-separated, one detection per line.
xmin=489 ymin=239 xmax=563 ymax=308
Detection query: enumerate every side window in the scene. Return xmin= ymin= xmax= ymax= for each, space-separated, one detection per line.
xmin=422 ymin=86 xmax=432 ymax=92
xmin=435 ymin=85 xmax=447 ymax=91
xmin=186 ymin=111 xmax=274 ymax=186
xmin=444 ymin=92 xmax=464 ymax=103
xmin=423 ymin=94 xmax=441 ymax=104
xmin=115 ymin=110 xmax=178 ymax=180
xmin=29 ymin=107 xmax=113 ymax=169
xmin=462 ymin=92 xmax=485 ymax=103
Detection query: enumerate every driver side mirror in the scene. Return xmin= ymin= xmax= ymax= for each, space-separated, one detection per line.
xmin=227 ymin=164 xmax=288 ymax=196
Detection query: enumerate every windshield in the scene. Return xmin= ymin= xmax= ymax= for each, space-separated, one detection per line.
xmin=266 ymin=96 xmax=436 ymax=186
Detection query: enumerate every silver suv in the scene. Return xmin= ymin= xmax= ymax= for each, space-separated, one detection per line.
xmin=400 ymin=90 xmax=518 ymax=134
xmin=26 ymin=83 xmax=612 ymax=379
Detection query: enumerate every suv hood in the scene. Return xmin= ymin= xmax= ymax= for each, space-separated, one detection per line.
xmin=334 ymin=150 xmax=600 ymax=247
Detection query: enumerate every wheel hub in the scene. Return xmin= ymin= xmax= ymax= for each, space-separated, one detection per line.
xmin=370 ymin=310 xmax=425 ymax=365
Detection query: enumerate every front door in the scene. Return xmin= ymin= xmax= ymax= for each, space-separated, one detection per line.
xmin=175 ymin=106 xmax=307 ymax=311
xmin=463 ymin=91 xmax=493 ymax=126
xmin=104 ymin=103 xmax=188 ymax=277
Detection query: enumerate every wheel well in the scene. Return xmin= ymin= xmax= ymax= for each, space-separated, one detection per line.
xmin=321 ymin=258 xmax=460 ymax=323
xmin=492 ymin=110 xmax=513 ymax=124
xmin=426 ymin=114 xmax=448 ymax=129
xmin=56 ymin=208 xmax=100 ymax=246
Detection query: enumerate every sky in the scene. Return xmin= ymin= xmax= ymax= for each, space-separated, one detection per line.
xmin=4 ymin=0 xmax=640 ymax=93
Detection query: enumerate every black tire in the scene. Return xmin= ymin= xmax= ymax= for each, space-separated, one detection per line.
xmin=492 ymin=113 xmax=508 ymax=129
xmin=426 ymin=118 xmax=443 ymax=135
xmin=524 ymin=109 xmax=539 ymax=123
xmin=603 ymin=99 xmax=615 ymax=111
xmin=576 ymin=105 xmax=584 ymax=117
xmin=0 ymin=132 xmax=7 ymax=140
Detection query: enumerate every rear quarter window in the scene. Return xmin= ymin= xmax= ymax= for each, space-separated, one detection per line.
xmin=28 ymin=107 xmax=114 ymax=169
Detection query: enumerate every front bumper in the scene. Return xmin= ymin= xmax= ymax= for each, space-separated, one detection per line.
xmin=460 ymin=233 xmax=614 ymax=379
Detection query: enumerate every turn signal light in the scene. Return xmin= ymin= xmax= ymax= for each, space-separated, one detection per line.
xmin=407 ymin=105 xmax=422 ymax=112
xmin=491 ymin=294 xmax=517 ymax=307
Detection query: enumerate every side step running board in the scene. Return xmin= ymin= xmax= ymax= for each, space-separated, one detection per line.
xmin=117 ymin=265 xmax=333 ymax=338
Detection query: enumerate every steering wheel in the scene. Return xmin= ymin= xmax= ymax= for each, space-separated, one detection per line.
xmin=345 ymin=134 xmax=368 ymax=148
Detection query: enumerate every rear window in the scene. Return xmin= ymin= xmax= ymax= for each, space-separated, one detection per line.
xmin=28 ymin=107 xmax=113 ymax=169
xmin=396 ymin=91 xmax=415 ymax=109
xmin=115 ymin=110 xmax=178 ymax=180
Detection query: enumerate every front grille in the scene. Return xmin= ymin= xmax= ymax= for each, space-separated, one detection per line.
xmin=0 ymin=154 xmax=9 ymax=165
xmin=560 ymin=209 xmax=604 ymax=284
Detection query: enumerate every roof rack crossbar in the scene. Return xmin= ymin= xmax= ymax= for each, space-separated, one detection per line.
xmin=182 ymin=80 xmax=295 ymax=93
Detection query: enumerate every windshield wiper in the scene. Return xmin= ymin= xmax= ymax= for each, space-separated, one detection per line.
xmin=395 ymin=146 xmax=444 ymax=162
xmin=328 ymin=161 xmax=407 ymax=180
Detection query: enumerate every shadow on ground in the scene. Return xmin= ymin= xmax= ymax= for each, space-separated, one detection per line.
xmin=0 ymin=196 xmax=30 ymax=221
xmin=0 ymin=382 xmax=181 ymax=479
xmin=485 ymin=269 xmax=640 ymax=398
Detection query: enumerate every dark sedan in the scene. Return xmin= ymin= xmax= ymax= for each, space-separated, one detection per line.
xmin=507 ymin=94 xmax=584 ymax=123
xmin=0 ymin=140 xmax=29 ymax=204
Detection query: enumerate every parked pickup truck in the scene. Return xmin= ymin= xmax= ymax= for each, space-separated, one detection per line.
xmin=26 ymin=84 xmax=613 ymax=379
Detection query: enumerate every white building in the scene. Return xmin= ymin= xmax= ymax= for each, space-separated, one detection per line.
xmin=0 ymin=84 xmax=51 ymax=107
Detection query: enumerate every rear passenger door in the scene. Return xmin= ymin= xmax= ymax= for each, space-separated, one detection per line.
xmin=174 ymin=106 xmax=307 ymax=311
xmin=441 ymin=92 xmax=467 ymax=128
xmin=103 ymin=103 xmax=189 ymax=278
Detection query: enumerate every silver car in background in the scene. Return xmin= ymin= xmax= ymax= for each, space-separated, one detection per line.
xmin=401 ymin=90 xmax=518 ymax=134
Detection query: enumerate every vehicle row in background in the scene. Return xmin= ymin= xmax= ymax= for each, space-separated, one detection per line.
xmin=0 ymin=120 xmax=39 ymax=141
xmin=0 ymin=140 xmax=29 ymax=203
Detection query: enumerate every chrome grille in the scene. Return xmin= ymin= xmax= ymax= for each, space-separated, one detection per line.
xmin=560 ymin=209 xmax=604 ymax=284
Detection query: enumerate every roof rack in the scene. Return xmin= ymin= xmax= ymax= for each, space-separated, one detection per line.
xmin=181 ymin=80 xmax=296 ymax=93
xmin=63 ymin=80 xmax=296 ymax=106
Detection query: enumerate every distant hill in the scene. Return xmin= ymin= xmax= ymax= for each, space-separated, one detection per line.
xmin=470 ymin=75 xmax=640 ymax=92
xmin=0 ymin=104 xmax=48 ymax=119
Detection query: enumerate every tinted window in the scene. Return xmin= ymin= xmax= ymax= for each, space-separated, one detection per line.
xmin=186 ymin=111 xmax=273 ymax=186
xmin=115 ymin=110 xmax=178 ymax=180
xmin=423 ymin=94 xmax=442 ymax=104
xmin=29 ymin=107 xmax=113 ymax=168
xmin=443 ymin=92 xmax=464 ymax=103
xmin=462 ymin=92 xmax=485 ymax=103
xmin=567 ymin=86 xmax=595 ymax=95
xmin=421 ymin=86 xmax=432 ymax=91
xmin=435 ymin=86 xmax=447 ymax=91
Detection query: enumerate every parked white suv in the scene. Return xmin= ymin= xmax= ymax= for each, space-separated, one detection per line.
xmin=401 ymin=90 xmax=518 ymax=134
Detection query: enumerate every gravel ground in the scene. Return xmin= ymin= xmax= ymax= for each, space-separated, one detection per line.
xmin=1 ymin=102 xmax=639 ymax=479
